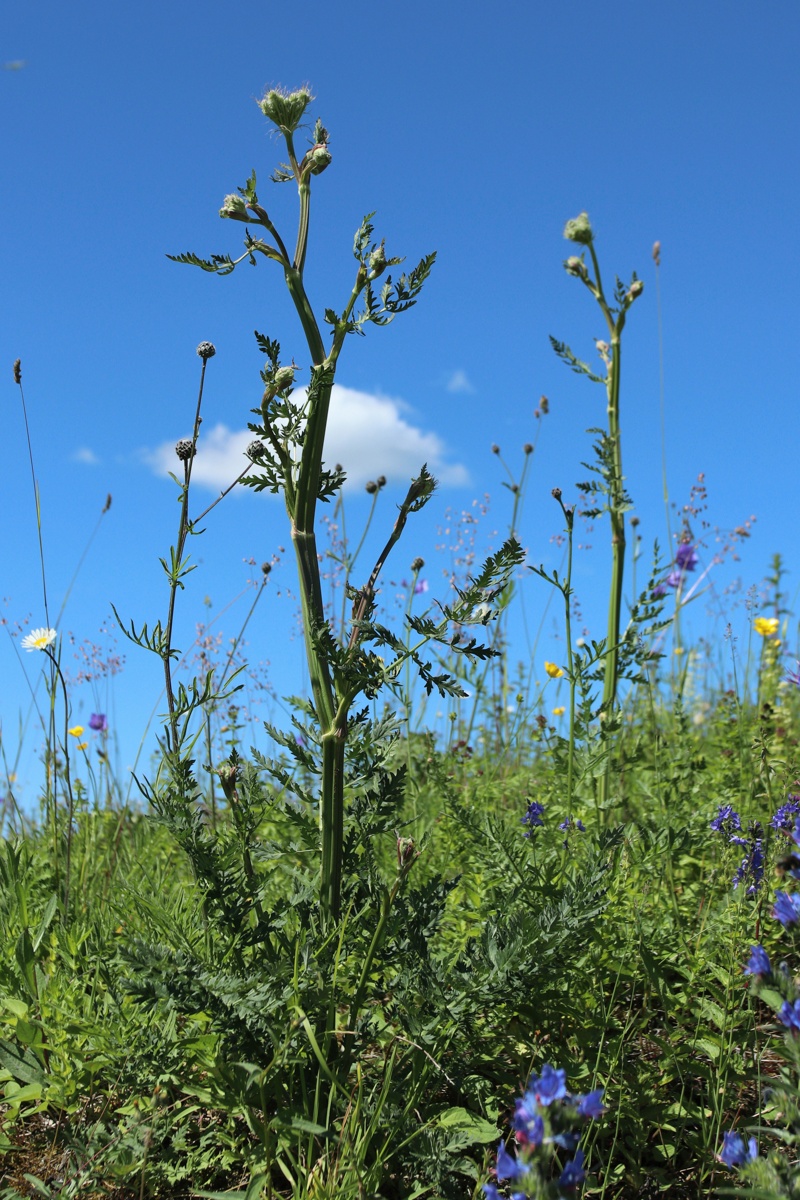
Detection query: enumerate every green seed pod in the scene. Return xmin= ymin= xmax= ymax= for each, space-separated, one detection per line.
xmin=563 ymin=212 xmax=594 ymax=245
xmin=308 ymin=144 xmax=332 ymax=175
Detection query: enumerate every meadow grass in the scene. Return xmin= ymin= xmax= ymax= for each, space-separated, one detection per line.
xmin=1 ymin=88 xmax=799 ymax=1200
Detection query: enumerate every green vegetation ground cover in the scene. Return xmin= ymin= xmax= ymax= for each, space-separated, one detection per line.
xmin=3 ymin=85 xmax=800 ymax=1200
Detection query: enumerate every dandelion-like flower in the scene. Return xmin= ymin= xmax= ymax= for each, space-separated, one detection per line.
xmin=544 ymin=661 xmax=564 ymax=678
xmin=21 ymin=627 xmax=57 ymax=653
xmin=754 ymin=616 xmax=780 ymax=637
xmin=552 ymin=705 xmax=566 ymax=716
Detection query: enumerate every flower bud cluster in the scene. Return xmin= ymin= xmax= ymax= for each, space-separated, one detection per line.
xmin=483 ymin=1065 xmax=604 ymax=1198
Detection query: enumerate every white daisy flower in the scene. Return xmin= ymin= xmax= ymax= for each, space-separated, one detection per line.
xmin=21 ymin=627 xmax=57 ymax=652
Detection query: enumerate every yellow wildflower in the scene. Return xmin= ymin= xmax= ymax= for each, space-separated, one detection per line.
xmin=754 ymin=616 xmax=780 ymax=637
xmin=552 ymin=706 xmax=566 ymax=716
xmin=544 ymin=661 xmax=564 ymax=678
xmin=68 ymin=725 xmax=84 ymax=738
xmin=76 ymin=743 xmax=87 ymax=751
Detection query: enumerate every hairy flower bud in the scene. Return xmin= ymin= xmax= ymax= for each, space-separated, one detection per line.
xmin=552 ymin=487 xmax=562 ymax=501
xmin=259 ymin=87 xmax=313 ymax=134
xmin=523 ymin=443 xmax=533 ymax=454
xmin=219 ymin=193 xmax=248 ymax=220
xmin=13 ymin=358 xmax=21 ymax=384
xmin=308 ymin=143 xmax=332 ymax=175
xmin=377 ymin=475 xmax=386 ymax=488
xmin=564 ymin=255 xmax=587 ymax=278
xmin=627 ymin=279 xmax=644 ymax=302
xmin=246 ymin=439 xmax=266 ymax=461
xmin=196 ymin=341 xmax=216 ymax=360
xmin=540 ymin=395 xmax=549 ymax=414
xmin=261 ymin=561 xmax=272 ymax=575
xmin=365 ymin=480 xmax=378 ymax=494
xmin=411 ymin=556 xmax=425 ymax=572
xmin=175 ymin=438 xmax=195 ymax=462
xmin=274 ymin=365 xmax=296 ymax=392
xmin=491 ymin=443 xmax=500 ymax=454
xmin=563 ymin=212 xmax=594 ymax=245
xmin=368 ymin=243 xmax=388 ymax=280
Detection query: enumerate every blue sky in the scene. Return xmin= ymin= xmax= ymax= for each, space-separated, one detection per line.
xmin=2 ymin=1 xmax=798 ymax=800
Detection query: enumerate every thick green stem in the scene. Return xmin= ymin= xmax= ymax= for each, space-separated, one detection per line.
xmin=602 ymin=336 xmax=626 ymax=715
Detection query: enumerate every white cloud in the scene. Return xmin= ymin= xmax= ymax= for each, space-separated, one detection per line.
xmin=145 ymin=384 xmax=469 ymax=493
xmin=445 ymin=369 xmax=475 ymax=395
xmin=72 ymin=447 xmax=99 ymax=465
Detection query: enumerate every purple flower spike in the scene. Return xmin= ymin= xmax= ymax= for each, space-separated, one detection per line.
xmin=719 ymin=1131 xmax=758 ymax=1168
xmin=778 ymin=999 xmax=800 ymax=1034
xmin=744 ymin=945 xmax=771 ymax=978
xmin=89 ymin=712 xmax=108 ymax=732
xmin=577 ymin=1088 xmax=606 ymax=1119
xmin=530 ymin=1064 xmax=567 ymax=1107
xmin=675 ymin=542 xmax=699 ymax=572
xmin=773 ymin=890 xmax=800 ymax=927
xmin=770 ymin=797 xmax=800 ymax=832
xmin=522 ymin=801 xmax=545 ymax=835
xmin=711 ymin=805 xmax=741 ymax=834
xmin=513 ymin=1095 xmax=544 ymax=1146
xmin=559 ymin=1148 xmax=586 ymax=1190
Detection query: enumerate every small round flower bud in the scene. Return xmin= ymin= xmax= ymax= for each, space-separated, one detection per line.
xmin=219 ymin=193 xmax=248 ymax=219
xmin=196 ymin=341 xmax=216 ymax=360
xmin=630 ymin=515 xmax=640 ymax=527
xmin=523 ymin=443 xmax=533 ymax=454
xmin=261 ymin=562 xmax=272 ymax=575
xmin=563 ymin=212 xmax=594 ymax=245
xmin=540 ymin=395 xmax=549 ymax=414
xmin=552 ymin=487 xmax=562 ymax=501
xmin=246 ymin=439 xmax=266 ymax=461
xmin=274 ymin=365 xmax=296 ymax=392
xmin=175 ymin=438 xmax=195 ymax=462
xmin=627 ymin=279 xmax=644 ymax=301
xmin=13 ymin=359 xmax=21 ymax=384
xmin=365 ymin=480 xmax=378 ymax=494
xmin=308 ymin=144 xmax=332 ymax=175
xmin=565 ymin=255 xmax=587 ymax=278
xmin=491 ymin=443 xmax=500 ymax=454
xmin=377 ymin=475 xmax=386 ymax=488
xmin=368 ymin=244 xmax=388 ymax=279
xmin=411 ymin=556 xmax=425 ymax=572
xmin=652 ymin=241 xmax=661 ymax=266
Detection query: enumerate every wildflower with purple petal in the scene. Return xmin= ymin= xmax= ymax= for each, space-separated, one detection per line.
xmin=778 ymin=1000 xmax=800 ymax=1034
xmin=483 ymin=1188 xmax=525 ymax=1200
xmin=773 ymin=890 xmax=800 ymax=927
xmin=786 ymin=663 xmax=800 ymax=687
xmin=559 ymin=1148 xmax=586 ymax=1190
xmin=522 ymin=801 xmax=545 ymax=835
xmin=513 ymin=1093 xmax=545 ymax=1147
xmin=732 ymin=829 xmax=764 ymax=895
xmin=529 ymin=1064 xmax=567 ymax=1106
xmin=577 ymin=1088 xmax=606 ymax=1119
xmin=744 ymin=945 xmax=771 ymax=978
xmin=558 ymin=817 xmax=586 ymax=833
xmin=675 ymin=542 xmax=699 ymax=572
xmin=652 ymin=580 xmax=668 ymax=599
xmin=89 ymin=712 xmax=108 ymax=732
xmin=665 ymin=569 xmax=684 ymax=589
xmin=718 ymin=1132 xmax=758 ymax=1168
xmin=771 ymin=797 xmax=800 ymax=832
xmin=710 ymin=805 xmax=742 ymax=835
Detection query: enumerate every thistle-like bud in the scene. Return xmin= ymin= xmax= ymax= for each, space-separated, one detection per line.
xmin=274 ymin=364 xmax=296 ymax=392
xmin=196 ymin=341 xmax=216 ymax=360
xmin=563 ymin=212 xmax=594 ymax=244
xmin=175 ymin=438 xmax=195 ymax=462
xmin=491 ymin=443 xmax=500 ymax=454
xmin=365 ymin=480 xmax=378 ymax=494
xmin=368 ymin=243 xmax=388 ymax=280
xmin=523 ymin=443 xmax=533 ymax=455
xmin=307 ymin=143 xmax=332 ymax=175
xmin=13 ymin=359 xmax=21 ymax=384
xmin=246 ymin=439 xmax=266 ymax=461
xmin=377 ymin=475 xmax=386 ymax=489
xmin=259 ymin=87 xmax=313 ymax=135
xmin=552 ymin=487 xmax=562 ymax=501
xmin=219 ymin=193 xmax=248 ymax=220
xmin=411 ymin=556 xmax=425 ymax=571
xmin=564 ymin=255 xmax=587 ymax=278
xmin=627 ymin=279 xmax=644 ymax=302
xmin=540 ymin=395 xmax=549 ymax=414
xmin=261 ymin=562 xmax=272 ymax=575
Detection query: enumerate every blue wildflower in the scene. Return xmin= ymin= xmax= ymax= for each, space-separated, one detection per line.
xmin=522 ymin=801 xmax=545 ymax=835
xmin=744 ymin=945 xmax=771 ymax=978
xmin=548 ymin=1130 xmax=580 ymax=1151
xmin=733 ymin=830 xmax=764 ymax=895
xmin=710 ymin=805 xmax=742 ymax=835
xmin=773 ymin=890 xmax=800 ymax=927
xmin=558 ymin=816 xmax=586 ymax=833
xmin=529 ymin=1064 xmax=567 ymax=1106
xmin=778 ymin=1000 xmax=800 ymax=1034
xmin=512 ymin=1095 xmax=544 ymax=1147
xmin=495 ymin=1140 xmax=530 ymax=1183
xmin=771 ymin=796 xmax=800 ymax=832
xmin=577 ymin=1088 xmax=606 ymax=1119
xmin=675 ymin=542 xmax=699 ymax=572
xmin=559 ymin=1148 xmax=586 ymax=1190
xmin=719 ymin=1132 xmax=758 ymax=1168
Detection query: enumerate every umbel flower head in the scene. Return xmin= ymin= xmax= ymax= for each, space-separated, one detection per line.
xmin=259 ymin=86 xmax=313 ymax=135
xmin=21 ymin=627 xmax=57 ymax=653
xmin=563 ymin=212 xmax=594 ymax=245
